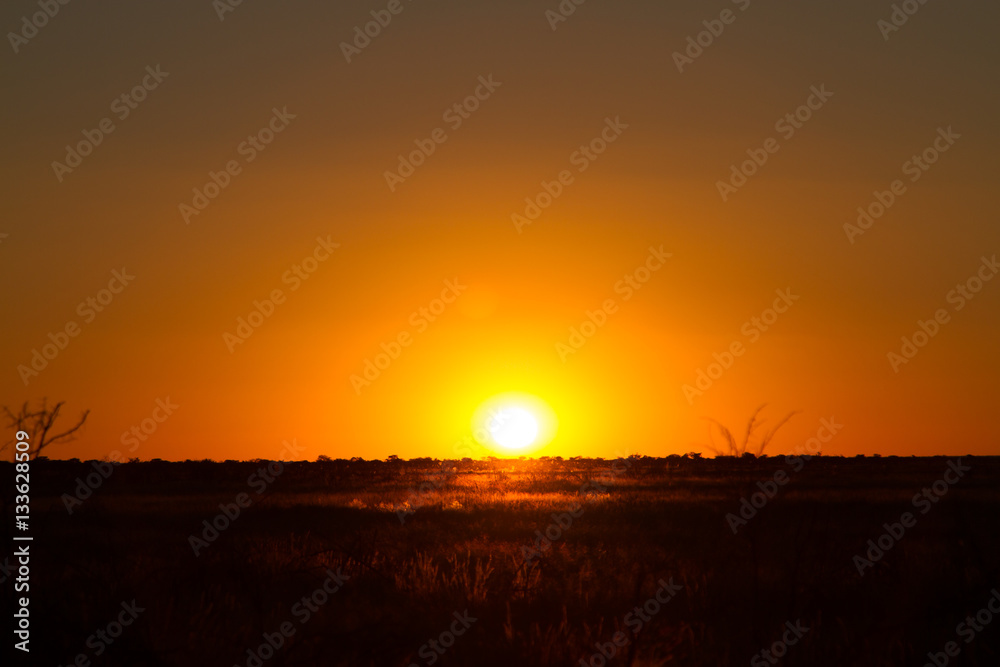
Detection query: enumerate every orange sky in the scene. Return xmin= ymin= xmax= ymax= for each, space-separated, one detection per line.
xmin=2 ymin=0 xmax=998 ymax=461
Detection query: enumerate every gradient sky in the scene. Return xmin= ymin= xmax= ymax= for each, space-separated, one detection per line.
xmin=2 ymin=0 xmax=998 ymax=461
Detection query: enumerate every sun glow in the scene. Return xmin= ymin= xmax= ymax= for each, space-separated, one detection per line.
xmin=489 ymin=407 xmax=538 ymax=449
xmin=472 ymin=392 xmax=558 ymax=454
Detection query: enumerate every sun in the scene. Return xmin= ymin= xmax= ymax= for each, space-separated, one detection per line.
xmin=489 ymin=407 xmax=539 ymax=450
xmin=472 ymin=392 xmax=558 ymax=454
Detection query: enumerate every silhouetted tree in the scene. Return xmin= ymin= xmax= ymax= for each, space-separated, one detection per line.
xmin=3 ymin=399 xmax=89 ymax=459
xmin=702 ymin=404 xmax=797 ymax=457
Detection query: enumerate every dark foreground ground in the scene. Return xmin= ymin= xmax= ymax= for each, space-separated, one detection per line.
xmin=4 ymin=455 xmax=1000 ymax=666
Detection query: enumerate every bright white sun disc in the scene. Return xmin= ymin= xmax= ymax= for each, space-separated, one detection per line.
xmin=489 ymin=407 xmax=539 ymax=449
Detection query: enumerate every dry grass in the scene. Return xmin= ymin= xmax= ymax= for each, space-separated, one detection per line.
xmin=17 ymin=456 xmax=1000 ymax=666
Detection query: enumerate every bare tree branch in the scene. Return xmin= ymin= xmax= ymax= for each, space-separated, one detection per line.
xmin=2 ymin=399 xmax=90 ymax=459
xmin=701 ymin=405 xmax=798 ymax=457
